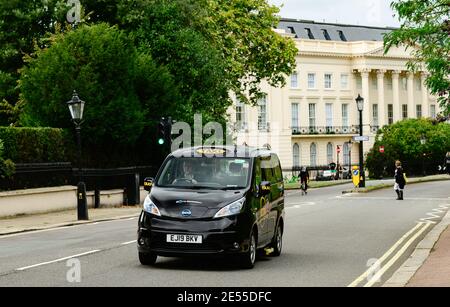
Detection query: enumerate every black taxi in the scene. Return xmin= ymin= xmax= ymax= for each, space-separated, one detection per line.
xmin=137 ymin=146 xmax=285 ymax=269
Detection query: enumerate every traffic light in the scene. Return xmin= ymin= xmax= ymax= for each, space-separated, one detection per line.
xmin=157 ymin=117 xmax=172 ymax=147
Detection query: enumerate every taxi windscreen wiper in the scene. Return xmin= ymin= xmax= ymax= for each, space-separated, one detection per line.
xmin=220 ymin=186 xmax=246 ymax=190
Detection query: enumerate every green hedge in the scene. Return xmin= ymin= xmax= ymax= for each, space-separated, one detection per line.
xmin=0 ymin=127 xmax=74 ymax=163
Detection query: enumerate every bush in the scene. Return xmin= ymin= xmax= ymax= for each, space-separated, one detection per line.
xmin=0 ymin=138 xmax=14 ymax=178
xmin=0 ymin=127 xmax=73 ymax=163
xmin=366 ymin=119 xmax=450 ymax=178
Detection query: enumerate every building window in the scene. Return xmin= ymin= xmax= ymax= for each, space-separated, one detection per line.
xmin=342 ymin=104 xmax=349 ymax=128
xmin=356 ymin=77 xmax=362 ymax=89
xmin=430 ymin=105 xmax=436 ymax=119
xmin=401 ymin=77 xmax=407 ymax=90
xmin=343 ymin=142 xmax=350 ymax=165
xmin=372 ymin=77 xmax=378 ymax=89
xmin=258 ymin=96 xmax=268 ymax=131
xmin=309 ymin=103 xmax=316 ymax=129
xmin=327 ymin=142 xmax=333 ymax=164
xmin=416 ymin=105 xmax=422 ymax=118
xmin=310 ymin=143 xmax=317 ymax=167
xmin=322 ymin=29 xmax=331 ymax=40
xmin=337 ymin=30 xmax=347 ymax=41
xmin=402 ymin=104 xmax=408 ymax=119
xmin=388 ymin=104 xmax=394 ymax=125
xmin=326 ymin=103 xmax=333 ymax=130
xmin=291 ymin=72 xmax=298 ymax=88
xmin=291 ymin=103 xmax=299 ymax=129
xmin=308 ymin=73 xmax=316 ymax=89
xmin=416 ymin=79 xmax=422 ymax=91
xmin=324 ymin=74 xmax=332 ymax=89
xmin=372 ymin=104 xmax=379 ymax=127
xmin=235 ymin=99 xmax=246 ymax=131
xmin=386 ymin=77 xmax=393 ymax=90
xmin=293 ymin=143 xmax=300 ymax=168
xmin=305 ymin=28 xmax=315 ymax=39
xmin=341 ymin=74 xmax=349 ymax=89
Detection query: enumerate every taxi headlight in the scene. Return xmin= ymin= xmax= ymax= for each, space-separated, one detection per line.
xmin=143 ymin=195 xmax=161 ymax=216
xmin=214 ymin=197 xmax=245 ymax=219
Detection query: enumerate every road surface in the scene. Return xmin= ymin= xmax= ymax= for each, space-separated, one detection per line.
xmin=0 ymin=180 xmax=449 ymax=287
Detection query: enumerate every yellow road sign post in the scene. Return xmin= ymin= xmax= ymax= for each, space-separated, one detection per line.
xmin=352 ymin=166 xmax=360 ymax=188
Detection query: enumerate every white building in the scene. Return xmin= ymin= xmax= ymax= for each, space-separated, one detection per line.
xmin=228 ymin=19 xmax=442 ymax=177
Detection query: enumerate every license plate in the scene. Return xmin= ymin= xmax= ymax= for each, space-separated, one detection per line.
xmin=166 ymin=234 xmax=203 ymax=244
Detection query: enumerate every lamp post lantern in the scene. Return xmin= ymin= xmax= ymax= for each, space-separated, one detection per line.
xmin=356 ymin=94 xmax=365 ymax=188
xmin=67 ymin=90 xmax=88 ymax=220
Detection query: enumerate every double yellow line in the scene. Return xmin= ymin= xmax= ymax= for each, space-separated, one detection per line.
xmin=348 ymin=222 xmax=432 ymax=287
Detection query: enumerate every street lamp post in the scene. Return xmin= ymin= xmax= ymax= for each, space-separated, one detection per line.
xmin=348 ymin=141 xmax=353 ymax=178
xmin=356 ymin=94 xmax=365 ymax=188
xmin=421 ymin=135 xmax=427 ymax=176
xmin=67 ymin=90 xmax=88 ymax=220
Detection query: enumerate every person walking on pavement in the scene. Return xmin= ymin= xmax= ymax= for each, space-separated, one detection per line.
xmin=394 ymin=160 xmax=406 ymax=200
xmin=299 ymin=166 xmax=310 ymax=195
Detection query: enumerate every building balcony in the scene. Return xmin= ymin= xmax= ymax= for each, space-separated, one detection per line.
xmin=292 ymin=126 xmax=360 ymax=135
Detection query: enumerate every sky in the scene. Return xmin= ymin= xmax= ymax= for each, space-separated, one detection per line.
xmin=268 ymin=0 xmax=401 ymax=28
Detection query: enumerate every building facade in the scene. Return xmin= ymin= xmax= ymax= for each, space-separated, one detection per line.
xmin=228 ymin=19 xmax=442 ymax=176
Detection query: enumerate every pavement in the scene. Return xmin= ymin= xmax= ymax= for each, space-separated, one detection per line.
xmin=342 ymin=174 xmax=450 ymax=193
xmin=0 ymin=180 xmax=449 ymax=287
xmin=407 ymin=225 xmax=450 ymax=287
xmin=0 ymin=206 xmax=142 ymax=236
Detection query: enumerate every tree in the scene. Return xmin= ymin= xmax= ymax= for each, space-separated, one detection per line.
xmin=366 ymin=119 xmax=450 ymax=178
xmin=0 ymin=0 xmax=68 ymax=125
xmin=384 ymin=0 xmax=450 ymax=115
xmin=19 ymin=23 xmax=180 ymax=166
xmin=78 ymin=0 xmax=297 ymax=111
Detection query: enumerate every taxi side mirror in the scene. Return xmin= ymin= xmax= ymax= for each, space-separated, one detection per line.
xmin=143 ymin=177 xmax=154 ymax=192
xmin=260 ymin=181 xmax=271 ymax=196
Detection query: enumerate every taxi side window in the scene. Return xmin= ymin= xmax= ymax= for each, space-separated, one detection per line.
xmin=261 ymin=157 xmax=274 ymax=183
xmin=272 ymin=155 xmax=283 ymax=182
xmin=254 ymin=158 xmax=262 ymax=190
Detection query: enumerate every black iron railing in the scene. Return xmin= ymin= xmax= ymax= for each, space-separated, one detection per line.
xmin=292 ymin=126 xmax=360 ymax=135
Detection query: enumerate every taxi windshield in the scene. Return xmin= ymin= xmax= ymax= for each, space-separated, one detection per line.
xmin=156 ymin=157 xmax=251 ymax=190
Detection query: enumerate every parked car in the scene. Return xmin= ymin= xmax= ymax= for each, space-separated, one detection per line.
xmin=316 ymin=170 xmax=333 ymax=181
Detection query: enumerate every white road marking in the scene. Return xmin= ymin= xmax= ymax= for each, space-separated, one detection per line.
xmin=363 ymin=223 xmax=432 ymax=287
xmin=16 ymin=250 xmax=101 ymax=271
xmin=348 ymin=222 xmax=427 ymax=287
xmin=286 ymin=202 xmax=316 ymax=209
xmin=121 ymin=240 xmax=137 ymax=245
xmin=418 ymin=204 xmax=450 ymax=224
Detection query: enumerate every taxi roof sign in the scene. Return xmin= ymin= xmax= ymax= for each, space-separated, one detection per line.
xmin=195 ymin=148 xmax=227 ymax=155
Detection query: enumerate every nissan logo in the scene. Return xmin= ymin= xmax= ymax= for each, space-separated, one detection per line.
xmin=181 ymin=209 xmax=192 ymax=217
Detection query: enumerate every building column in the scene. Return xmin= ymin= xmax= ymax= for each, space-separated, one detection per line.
xmin=359 ymin=69 xmax=371 ymax=136
xmin=421 ymin=72 xmax=429 ymax=118
xmin=392 ymin=70 xmax=401 ymax=122
xmin=377 ymin=70 xmax=386 ymax=128
xmin=407 ymin=72 xmax=415 ymax=118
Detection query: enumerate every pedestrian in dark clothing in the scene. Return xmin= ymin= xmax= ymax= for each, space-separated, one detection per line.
xmin=299 ymin=167 xmax=309 ymax=195
xmin=394 ymin=160 xmax=406 ymax=200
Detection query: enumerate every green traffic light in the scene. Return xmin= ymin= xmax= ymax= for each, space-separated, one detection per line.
xmin=158 ymin=138 xmax=165 ymax=145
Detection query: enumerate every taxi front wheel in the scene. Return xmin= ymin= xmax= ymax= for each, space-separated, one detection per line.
xmin=238 ymin=231 xmax=256 ymax=269
xmin=270 ymin=224 xmax=283 ymax=257
xmin=139 ymin=252 xmax=157 ymax=265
